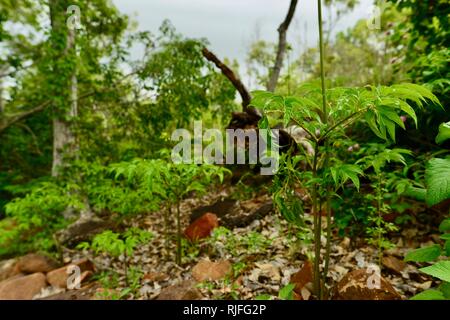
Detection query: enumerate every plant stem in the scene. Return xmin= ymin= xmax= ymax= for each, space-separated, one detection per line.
xmin=176 ymin=201 xmax=182 ymax=265
xmin=317 ymin=0 xmax=327 ymax=123
xmin=124 ymin=252 xmax=129 ymax=286
xmin=312 ymin=142 xmax=321 ymax=299
xmin=317 ymin=0 xmax=330 ymax=300
xmin=165 ymin=206 xmax=171 ymax=254
xmin=377 ymin=174 xmax=383 ymax=265
xmin=320 ymin=109 xmax=366 ymax=141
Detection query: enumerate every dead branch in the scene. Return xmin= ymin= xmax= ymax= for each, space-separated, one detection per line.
xmin=202 ymin=47 xmax=261 ymax=122
xmin=267 ymin=0 xmax=299 ymax=92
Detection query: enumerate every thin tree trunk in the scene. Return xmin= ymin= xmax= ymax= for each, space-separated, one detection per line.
xmin=267 ymin=0 xmax=299 ymax=92
xmin=51 ymin=9 xmax=78 ymax=177
xmin=176 ymin=202 xmax=182 ymax=265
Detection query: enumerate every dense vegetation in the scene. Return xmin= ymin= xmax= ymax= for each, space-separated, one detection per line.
xmin=0 ymin=0 xmax=448 ymax=300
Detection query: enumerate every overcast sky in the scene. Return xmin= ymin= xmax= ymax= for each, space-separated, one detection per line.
xmin=112 ymin=0 xmax=374 ymax=74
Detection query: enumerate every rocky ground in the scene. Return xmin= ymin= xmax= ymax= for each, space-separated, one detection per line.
xmin=0 ymin=185 xmax=442 ymax=300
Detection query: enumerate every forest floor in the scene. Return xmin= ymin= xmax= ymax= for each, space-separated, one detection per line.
xmin=22 ymin=182 xmax=443 ymax=301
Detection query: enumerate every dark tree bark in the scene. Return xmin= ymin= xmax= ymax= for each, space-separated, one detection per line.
xmin=267 ymin=0 xmax=299 ymax=92
xmin=201 ymin=47 xmax=261 ymax=126
xmin=202 ymin=48 xmax=252 ymax=109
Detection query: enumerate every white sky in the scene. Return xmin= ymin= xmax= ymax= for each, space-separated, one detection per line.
xmin=112 ymin=0 xmax=374 ymax=66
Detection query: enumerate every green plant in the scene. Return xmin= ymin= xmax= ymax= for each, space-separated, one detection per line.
xmin=252 ymin=1 xmax=440 ymax=299
xmin=232 ymin=261 xmax=247 ymax=278
xmin=78 ymin=228 xmax=152 ymax=286
xmin=0 ymin=181 xmax=82 ymax=257
xmin=110 ymin=158 xmax=230 ymax=265
xmin=278 ymin=283 xmax=295 ymax=300
xmin=241 ymin=231 xmax=272 ymax=254
xmin=253 ymin=82 xmax=438 ymax=298
xmin=405 ymin=217 xmax=450 ymax=300
xmin=357 ymin=148 xmax=412 ymax=263
xmin=181 ymin=237 xmax=201 ymax=262
xmin=206 ymin=227 xmax=272 ymax=258
xmin=403 ymin=124 xmax=450 ymax=300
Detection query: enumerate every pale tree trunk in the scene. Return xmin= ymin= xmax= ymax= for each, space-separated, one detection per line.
xmin=52 ymin=30 xmax=78 ymax=177
xmin=267 ymin=0 xmax=298 ymax=92
xmin=50 ymin=0 xmax=78 ymax=177
xmin=49 ymin=1 xmax=94 ymax=226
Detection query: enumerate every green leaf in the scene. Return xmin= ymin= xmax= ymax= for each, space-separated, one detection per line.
xmin=445 ymin=240 xmax=450 ymax=257
xmin=365 ymin=109 xmax=385 ymax=140
xmin=441 ymin=234 xmax=450 ymax=241
xmin=331 ymin=164 xmax=363 ymax=190
xmin=440 ymin=219 xmax=450 ymax=232
xmin=436 ymin=122 xmax=450 ymax=145
xmin=420 ymin=261 xmax=450 ymax=282
xmin=255 ymin=294 xmax=271 ymax=300
xmin=403 ymin=186 xmax=427 ymax=202
xmin=404 ymin=245 xmax=441 ymax=262
xmin=278 ymin=283 xmax=295 ymax=300
xmin=425 ymin=158 xmax=450 ymax=206
xmin=440 ymin=282 xmax=450 ymax=299
xmin=400 ymin=83 xmax=442 ymax=107
xmin=410 ymin=289 xmax=446 ymax=300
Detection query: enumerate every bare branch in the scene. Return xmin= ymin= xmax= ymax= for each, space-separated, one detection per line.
xmin=202 ymin=47 xmax=261 ymax=121
xmin=267 ymin=0 xmax=299 ymax=92
xmin=202 ymin=48 xmax=251 ymax=107
xmin=0 ymin=100 xmax=51 ymax=134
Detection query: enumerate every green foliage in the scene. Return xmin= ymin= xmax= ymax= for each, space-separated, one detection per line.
xmin=79 ymin=228 xmax=153 ymax=257
xmin=278 ymin=283 xmax=295 ymax=300
xmin=420 ymin=261 xmax=450 ymax=283
xmin=271 ymin=154 xmax=307 ymax=227
xmin=405 ymin=245 xmax=442 ymax=263
xmin=410 ymin=260 xmax=450 ymax=299
xmin=406 ymin=213 xmax=450 ymax=300
xmin=0 ymin=181 xmax=81 ymax=257
xmin=78 ymin=228 xmax=151 ymax=294
xmin=436 ymin=122 xmax=450 ymax=145
xmin=425 ymin=158 xmax=450 ymax=206
xmin=94 ymin=270 xmax=141 ymax=300
xmin=241 ymin=231 xmax=272 ymax=254
xmin=207 ymin=226 xmax=273 ymax=258
xmin=410 ymin=289 xmax=446 ymax=301
xmin=109 ymin=158 xmax=230 ymax=264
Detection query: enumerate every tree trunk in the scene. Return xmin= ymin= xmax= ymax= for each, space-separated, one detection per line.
xmin=267 ymin=0 xmax=299 ymax=92
xmin=49 ymin=0 xmax=78 ymax=177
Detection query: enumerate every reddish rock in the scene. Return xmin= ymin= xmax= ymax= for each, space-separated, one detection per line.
xmin=17 ymin=253 xmax=60 ymax=274
xmin=192 ymin=260 xmax=232 ymax=282
xmin=290 ymin=261 xmax=313 ymax=299
xmin=157 ymin=280 xmax=202 ymax=300
xmin=333 ymin=269 xmax=401 ymax=300
xmin=0 ymin=259 xmax=21 ymax=282
xmin=46 ymin=258 xmax=94 ymax=289
xmin=0 ymin=273 xmax=47 ymax=300
xmin=184 ymin=213 xmax=219 ymax=241
xmin=382 ymin=256 xmax=406 ymax=275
